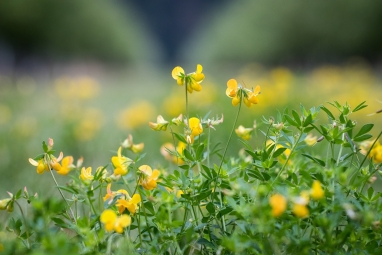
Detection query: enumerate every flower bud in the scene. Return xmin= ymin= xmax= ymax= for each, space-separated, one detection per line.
xmin=0 ymin=198 xmax=11 ymax=210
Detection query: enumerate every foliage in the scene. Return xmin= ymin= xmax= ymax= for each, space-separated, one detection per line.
xmin=1 ymin=65 xmax=382 ymax=254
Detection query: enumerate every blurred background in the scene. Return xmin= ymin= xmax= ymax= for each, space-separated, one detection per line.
xmin=0 ymin=0 xmax=382 ymax=194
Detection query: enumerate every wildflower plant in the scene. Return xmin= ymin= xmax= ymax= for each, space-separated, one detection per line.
xmin=1 ymin=65 xmax=382 ymax=255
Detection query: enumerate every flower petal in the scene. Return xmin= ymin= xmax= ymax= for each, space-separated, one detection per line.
xmin=172 ymin=66 xmax=184 ymax=79
xmin=196 ymin=64 xmax=203 ymax=73
xmin=227 ymin=79 xmax=238 ymax=89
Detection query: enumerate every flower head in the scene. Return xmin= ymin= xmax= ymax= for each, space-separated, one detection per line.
xmin=80 ymin=167 xmax=94 ymax=184
xmin=226 ymin=79 xmax=260 ymax=107
xmin=292 ymin=193 xmax=309 ymax=218
xmin=189 ymin=117 xmax=203 ymax=136
xmin=149 ymin=115 xmax=169 ymax=131
xmin=305 ymin=133 xmax=318 ymax=146
xmin=235 ymin=125 xmax=253 ymax=140
xmin=100 ymin=209 xmax=131 ymax=233
xmin=269 ymin=194 xmax=287 ymax=217
xmin=111 ymin=147 xmax=133 ymax=176
xmin=172 ymin=64 xmax=205 ymax=93
xmin=138 ymin=165 xmax=160 ymax=191
xmin=54 ymin=156 xmax=75 ymax=175
xmin=311 ymin=180 xmax=324 ymax=200
xmin=29 ymin=158 xmax=49 ymax=174
xmin=115 ymin=193 xmax=141 ymax=215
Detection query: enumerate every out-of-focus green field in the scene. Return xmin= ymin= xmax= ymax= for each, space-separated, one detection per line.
xmin=0 ymin=63 xmax=381 ymax=194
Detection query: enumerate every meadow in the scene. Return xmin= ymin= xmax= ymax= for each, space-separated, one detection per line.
xmin=0 ymin=62 xmax=382 ymax=254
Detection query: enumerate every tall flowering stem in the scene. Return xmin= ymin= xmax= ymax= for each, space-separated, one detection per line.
xmin=212 ymin=92 xmax=243 ymax=233
xmin=45 ymin=156 xmax=77 ymax=224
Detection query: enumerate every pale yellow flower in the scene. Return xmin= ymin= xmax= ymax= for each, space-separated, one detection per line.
xmin=235 ymin=125 xmax=253 ymax=140
xmin=80 ymin=167 xmax=94 ymax=183
xmin=305 ymin=133 xmax=318 ymax=146
xmin=149 ymin=115 xmax=169 ymax=131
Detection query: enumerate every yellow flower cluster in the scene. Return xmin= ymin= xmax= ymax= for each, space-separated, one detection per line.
xmin=226 ymin=79 xmax=261 ymax=107
xmin=111 ymin=147 xmax=133 ymax=176
xmin=361 ymin=140 xmax=382 ymax=163
xmin=138 ymin=165 xmax=160 ymax=191
xmin=269 ymin=180 xmax=325 ymax=218
xmin=172 ymin=64 xmax=205 ymax=93
xmin=100 ymin=209 xmax=131 ymax=234
xmin=29 ymin=152 xmax=75 ymax=176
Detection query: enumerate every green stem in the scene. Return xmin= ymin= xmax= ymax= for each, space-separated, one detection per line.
xmin=211 ymin=96 xmax=242 ymax=234
xmin=45 ymin=157 xmax=76 ymax=224
xmin=207 ymin=127 xmax=211 ymax=167
xmin=336 ymin=126 xmax=345 ymax=166
xmin=214 ymin=96 xmax=242 ymax=188
xmin=359 ymin=163 xmax=381 ymax=194
xmin=138 ymin=188 xmax=153 ymax=241
xmin=272 ymin=131 xmax=303 ymax=185
xmin=349 ymin=131 xmax=382 ymax=187
xmin=15 ymin=201 xmax=30 ymax=249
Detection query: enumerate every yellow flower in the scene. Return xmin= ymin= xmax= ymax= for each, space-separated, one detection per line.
xmin=149 ymin=115 xmax=169 ymax=131
xmin=172 ymin=64 xmax=205 ymax=93
xmin=100 ymin=209 xmax=131 ymax=234
xmin=176 ymin=190 xmax=184 ymax=198
xmin=269 ymin=194 xmax=287 ymax=217
xmin=29 ymin=158 xmax=49 ymax=174
xmin=111 ymin=147 xmax=133 ymax=176
xmin=54 ymin=156 xmax=74 ymax=175
xmin=103 ymin=183 xmax=128 ymax=203
xmin=235 ymin=125 xmax=253 ymax=140
xmin=292 ymin=204 xmax=309 ymax=218
xmin=80 ymin=167 xmax=94 ymax=183
xmin=293 ymin=194 xmax=309 ymax=218
xmin=0 ymin=198 xmax=11 ymax=210
xmin=139 ymin=165 xmax=160 ymax=191
xmin=304 ymin=133 xmax=318 ymax=146
xmin=116 ymin=193 xmax=141 ymax=215
xmin=189 ymin=117 xmax=203 ymax=136
xmin=311 ymin=180 xmax=324 ymax=200
xmin=226 ymin=79 xmax=260 ymax=107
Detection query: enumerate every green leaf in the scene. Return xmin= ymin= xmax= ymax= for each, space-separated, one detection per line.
xmin=303 ymin=126 xmax=314 ymax=133
xmin=42 ymin=141 xmax=48 ymax=153
xmin=339 ymin=113 xmax=346 ymax=124
xmin=302 ymin=114 xmax=313 ymax=127
xmin=320 ymin=106 xmax=335 ymax=120
xmin=173 ymin=132 xmax=187 ymax=144
xmin=206 ymin=202 xmax=215 ymax=214
xmin=197 ymin=238 xmax=215 ymax=249
xmin=284 ymin=114 xmax=299 ymax=127
xmin=353 ymin=101 xmax=367 ymax=112
xmin=302 ymin=153 xmax=325 ymax=167
xmin=51 ymin=217 xmax=67 ymax=228
xmin=33 ymin=153 xmax=45 ymax=161
xmin=247 ymin=168 xmax=265 ymax=181
xmin=272 ymin=147 xmax=287 ymax=158
xmin=367 ymin=186 xmax=374 ymax=200
xmin=292 ymin=110 xmax=302 ymax=126
xmin=195 ymin=144 xmax=205 ymax=161
xmin=355 ymin=124 xmax=374 ymax=139
xmin=353 ymin=134 xmax=372 ymax=142
xmin=183 ymin=149 xmax=194 ymax=161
